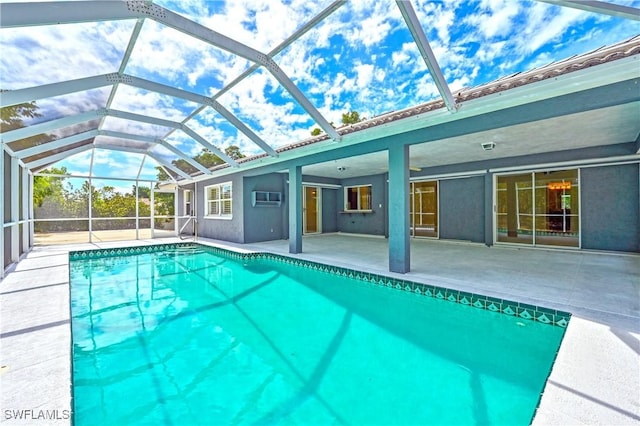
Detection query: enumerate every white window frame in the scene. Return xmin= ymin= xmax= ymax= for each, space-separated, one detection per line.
xmin=204 ymin=182 xmax=232 ymax=219
xmin=344 ymin=184 xmax=372 ymax=212
xmin=184 ymin=189 xmax=192 ymax=216
xmin=493 ymin=168 xmax=581 ymax=248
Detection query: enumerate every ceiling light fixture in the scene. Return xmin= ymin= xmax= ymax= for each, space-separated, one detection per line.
xmin=481 ymin=142 xmax=496 ymax=151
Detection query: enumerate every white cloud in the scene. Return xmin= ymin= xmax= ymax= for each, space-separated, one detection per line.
xmin=414 ymin=79 xmax=439 ymax=101
xmin=414 ymin=0 xmax=458 ymax=44
xmin=101 ymin=116 xmax=171 ymax=139
xmin=0 ymin=21 xmax=131 ymax=89
xmin=354 ymin=63 xmax=374 ymax=89
xmin=473 ymin=0 xmax=521 ymax=39
xmin=392 ymin=42 xmax=421 ymax=69
xmin=109 ymin=85 xmax=198 ymax=122
xmin=36 ymin=88 xmax=111 ymax=122
xmin=55 ymin=149 xmax=150 ymax=182
xmin=5 ymin=0 xmax=638 ymax=175
xmin=521 ymin=5 xmax=589 ymax=54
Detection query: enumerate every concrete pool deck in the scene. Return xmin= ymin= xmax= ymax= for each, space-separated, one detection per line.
xmin=1 ymin=234 xmax=638 ymax=424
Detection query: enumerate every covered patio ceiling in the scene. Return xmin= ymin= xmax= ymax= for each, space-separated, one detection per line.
xmin=303 ymin=101 xmax=640 ymax=179
xmin=1 ymin=0 xmax=639 ymax=183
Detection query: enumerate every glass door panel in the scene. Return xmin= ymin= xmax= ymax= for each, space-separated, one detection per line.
xmin=534 ymin=170 xmax=579 ymax=247
xmin=303 ymin=186 xmax=320 ymax=234
xmin=496 ymin=174 xmax=533 ymax=244
xmin=410 ymin=181 xmax=438 ymax=237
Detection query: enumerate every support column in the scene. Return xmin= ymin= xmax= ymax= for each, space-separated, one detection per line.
xmin=174 ymin=185 xmax=179 ymax=236
xmin=29 ymin=171 xmax=34 ymax=247
xmin=135 ymin=182 xmax=139 ymax=240
xmin=388 ymin=144 xmax=410 ymax=273
xmin=150 ymin=188 xmax=155 ymax=239
xmin=88 ymin=149 xmax=94 ymax=243
xmin=1 ymin=149 xmax=5 ymax=278
xmin=288 ymin=165 xmax=302 ymax=254
xmin=10 ymin=156 xmax=19 ymax=262
xmin=21 ymin=166 xmax=29 ymax=252
xmin=88 ymin=175 xmax=92 ymax=243
xmin=484 ymin=171 xmax=494 ymax=246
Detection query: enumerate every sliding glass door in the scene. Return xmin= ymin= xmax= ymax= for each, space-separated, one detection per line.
xmin=496 ymin=169 xmax=579 ymax=247
xmin=303 ymin=186 xmax=321 ymax=234
xmin=410 ymin=181 xmax=438 ymax=238
xmin=496 ymin=174 xmax=534 ymax=245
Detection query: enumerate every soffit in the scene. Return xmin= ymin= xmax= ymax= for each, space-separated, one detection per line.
xmin=301 ymin=102 xmax=640 ymax=179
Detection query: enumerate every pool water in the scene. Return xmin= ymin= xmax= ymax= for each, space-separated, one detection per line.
xmin=70 ymin=245 xmax=566 ymax=425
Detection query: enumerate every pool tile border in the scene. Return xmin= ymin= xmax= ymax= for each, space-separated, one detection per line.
xmin=69 ymin=242 xmax=571 ymax=328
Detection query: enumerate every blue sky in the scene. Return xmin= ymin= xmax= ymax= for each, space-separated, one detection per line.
xmin=1 ymin=0 xmax=639 ymax=192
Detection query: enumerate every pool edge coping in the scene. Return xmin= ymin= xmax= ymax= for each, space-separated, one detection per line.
xmin=69 ymin=241 xmax=572 ymax=328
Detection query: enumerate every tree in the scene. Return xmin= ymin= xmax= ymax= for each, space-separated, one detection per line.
xmin=310 ymin=111 xmax=363 ymax=136
xmin=33 ymin=167 xmax=67 ymax=208
xmin=0 ymin=96 xmax=40 ymax=132
xmin=156 ymin=146 xmax=246 ymax=181
xmin=131 ymin=184 xmax=151 ymax=199
xmin=2 ymin=99 xmax=64 ymax=218
xmin=194 ymin=148 xmax=224 ymax=168
xmin=1 ymin=95 xmax=54 ymax=154
xmin=155 ymin=166 xmax=172 ymax=183
xmin=341 ymin=110 xmax=364 ymax=125
xmin=224 ymin=145 xmax=245 ymax=160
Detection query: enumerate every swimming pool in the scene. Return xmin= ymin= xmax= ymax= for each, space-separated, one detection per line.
xmin=69 ymin=243 xmax=569 ymax=425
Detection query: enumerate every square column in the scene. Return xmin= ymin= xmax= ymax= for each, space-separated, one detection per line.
xmin=0 ymin=149 xmax=4 ymax=278
xmin=388 ymin=144 xmax=410 ymax=273
xmin=21 ymin=167 xmax=30 ymax=251
xmin=288 ymin=165 xmax=302 ymax=254
xmin=10 ymin=156 xmax=19 ymax=262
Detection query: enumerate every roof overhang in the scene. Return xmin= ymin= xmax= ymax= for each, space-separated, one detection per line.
xmin=183 ymin=50 xmax=639 ymax=182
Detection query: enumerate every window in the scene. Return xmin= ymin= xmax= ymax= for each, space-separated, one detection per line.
xmin=204 ymin=182 xmax=232 ymax=218
xmin=184 ymin=190 xmax=192 ymax=216
xmin=344 ymin=185 xmax=372 ymax=211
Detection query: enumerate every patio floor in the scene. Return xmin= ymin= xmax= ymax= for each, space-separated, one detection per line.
xmin=1 ymin=233 xmax=638 ymax=424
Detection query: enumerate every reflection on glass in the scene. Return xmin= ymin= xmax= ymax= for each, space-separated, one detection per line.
xmin=534 ymin=170 xmax=579 ymax=247
xmin=345 ymin=185 xmax=371 ymax=211
xmin=496 ymin=174 xmax=533 ymax=244
xmin=410 ymin=181 xmax=438 ymax=238
xmin=304 ymin=186 xmax=319 ymax=234
xmin=496 ymin=170 xmax=579 ymax=247
xmin=360 ymin=186 xmax=371 ymax=210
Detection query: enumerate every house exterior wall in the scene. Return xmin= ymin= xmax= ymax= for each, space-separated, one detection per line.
xmin=243 ymin=173 xmax=286 ymax=243
xmin=581 ymin=163 xmax=639 ymax=252
xmin=321 ymin=187 xmax=338 ymax=233
xmin=337 ymin=173 xmax=386 ymax=236
xmin=439 ymin=176 xmax=485 ymax=243
xmin=196 ymin=175 xmax=244 ymax=243
xmin=191 ymin=143 xmax=638 ymax=253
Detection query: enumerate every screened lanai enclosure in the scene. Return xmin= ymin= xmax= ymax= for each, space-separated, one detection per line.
xmin=2 ymin=0 xmax=640 ymax=277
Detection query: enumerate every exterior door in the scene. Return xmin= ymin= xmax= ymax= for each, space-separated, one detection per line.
xmin=410 ymin=181 xmax=438 ymax=237
xmin=303 ymin=186 xmax=321 ymax=234
xmin=495 ymin=170 xmax=579 ymax=247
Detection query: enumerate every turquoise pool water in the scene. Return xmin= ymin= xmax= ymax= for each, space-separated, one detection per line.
xmin=70 ymin=244 xmax=567 ymax=425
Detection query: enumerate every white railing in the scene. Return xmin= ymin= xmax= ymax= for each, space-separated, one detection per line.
xmin=179 ymin=217 xmax=198 ymax=241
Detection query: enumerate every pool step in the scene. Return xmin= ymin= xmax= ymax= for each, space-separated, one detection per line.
xmin=171 ymin=245 xmax=206 ymax=255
